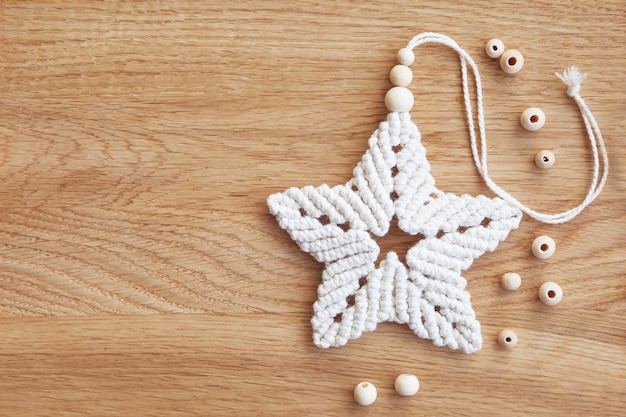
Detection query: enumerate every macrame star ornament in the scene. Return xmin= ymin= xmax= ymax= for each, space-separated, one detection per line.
xmin=267 ymin=32 xmax=608 ymax=354
xmin=268 ymin=112 xmax=522 ymax=354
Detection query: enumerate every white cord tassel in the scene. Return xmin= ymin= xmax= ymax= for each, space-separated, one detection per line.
xmin=555 ymin=66 xmax=587 ymax=97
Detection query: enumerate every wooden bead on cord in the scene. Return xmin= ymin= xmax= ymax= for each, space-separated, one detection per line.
xmin=531 ymin=235 xmax=556 ymax=259
xmin=498 ymin=329 xmax=518 ymax=349
xmin=385 ymin=87 xmax=414 ymax=112
xmin=485 ymin=38 xmax=505 ymax=58
xmin=535 ymin=150 xmax=555 ymax=169
xmin=538 ymin=281 xmax=563 ymax=306
xmin=389 ymin=64 xmax=413 ymax=87
xmin=396 ymin=47 xmax=415 ymax=66
xmin=499 ymin=49 xmax=524 ymax=74
xmin=520 ymin=107 xmax=546 ymax=131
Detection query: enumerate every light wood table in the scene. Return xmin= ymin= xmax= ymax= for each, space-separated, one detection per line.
xmin=1 ymin=2 xmax=624 ymax=415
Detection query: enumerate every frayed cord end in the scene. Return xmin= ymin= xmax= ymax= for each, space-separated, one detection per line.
xmin=555 ymin=66 xmax=587 ymax=97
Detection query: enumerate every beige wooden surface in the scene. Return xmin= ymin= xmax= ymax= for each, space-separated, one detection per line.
xmin=1 ymin=1 xmax=625 ymax=415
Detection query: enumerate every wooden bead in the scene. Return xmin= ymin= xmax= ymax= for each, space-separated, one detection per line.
xmin=520 ymin=107 xmax=546 ymax=131
xmin=538 ymin=281 xmax=563 ymax=306
xmin=397 ymin=47 xmax=415 ymax=66
xmin=501 ymin=272 xmax=521 ymax=290
xmin=498 ymin=329 xmax=518 ymax=349
xmin=394 ymin=374 xmax=419 ymax=396
xmin=499 ymin=49 xmax=524 ymax=74
xmin=385 ymin=87 xmax=414 ymax=113
xmin=353 ymin=381 xmax=377 ymax=406
xmin=535 ymin=150 xmax=555 ymax=169
xmin=532 ymin=235 xmax=556 ymax=259
xmin=389 ymin=65 xmax=413 ymax=87
xmin=485 ymin=38 xmax=505 ymax=58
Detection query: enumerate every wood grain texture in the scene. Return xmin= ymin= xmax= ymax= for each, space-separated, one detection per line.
xmin=0 ymin=1 xmax=624 ymax=415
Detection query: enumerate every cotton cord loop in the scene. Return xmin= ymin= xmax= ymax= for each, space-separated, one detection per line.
xmin=406 ymin=33 xmax=609 ymax=224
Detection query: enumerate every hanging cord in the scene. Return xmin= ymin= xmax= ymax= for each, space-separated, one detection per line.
xmin=405 ymin=32 xmax=609 ymax=224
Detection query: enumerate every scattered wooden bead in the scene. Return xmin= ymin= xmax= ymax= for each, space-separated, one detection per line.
xmin=501 ymin=272 xmax=521 ymax=290
xmin=498 ymin=329 xmax=518 ymax=349
xmin=535 ymin=150 xmax=555 ymax=169
xmin=520 ymin=107 xmax=546 ymax=131
xmin=389 ymin=64 xmax=413 ymax=87
xmin=538 ymin=281 xmax=563 ymax=306
xmin=396 ymin=47 xmax=415 ymax=66
xmin=384 ymin=87 xmax=414 ymax=113
xmin=531 ymin=235 xmax=556 ymax=259
xmin=394 ymin=374 xmax=420 ymax=397
xmin=353 ymin=381 xmax=377 ymax=406
xmin=485 ymin=38 xmax=505 ymax=58
xmin=499 ymin=49 xmax=524 ymax=74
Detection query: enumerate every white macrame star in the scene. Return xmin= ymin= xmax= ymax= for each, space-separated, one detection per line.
xmin=268 ymin=112 xmax=522 ymax=354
